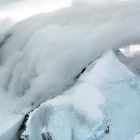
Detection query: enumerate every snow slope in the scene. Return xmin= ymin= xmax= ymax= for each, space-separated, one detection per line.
xmin=20 ymin=51 xmax=140 ymax=140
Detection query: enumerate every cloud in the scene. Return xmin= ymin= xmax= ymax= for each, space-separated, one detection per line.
xmin=0 ymin=17 xmax=13 ymax=34
xmin=73 ymin=0 xmax=139 ymax=5
xmin=0 ymin=0 xmax=73 ymax=22
xmin=0 ymin=0 xmax=23 ymax=5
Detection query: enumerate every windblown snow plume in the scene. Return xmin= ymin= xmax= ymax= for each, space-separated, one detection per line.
xmin=0 ymin=0 xmax=140 ymax=140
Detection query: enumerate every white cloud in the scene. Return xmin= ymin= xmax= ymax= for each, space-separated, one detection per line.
xmin=0 ymin=0 xmax=73 ymax=22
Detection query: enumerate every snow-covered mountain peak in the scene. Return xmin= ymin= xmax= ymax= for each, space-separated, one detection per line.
xmin=18 ymin=50 xmax=140 ymax=140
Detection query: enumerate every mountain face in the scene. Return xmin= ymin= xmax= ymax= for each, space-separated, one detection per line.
xmin=19 ymin=51 xmax=140 ymax=140
xmin=0 ymin=0 xmax=140 ymax=140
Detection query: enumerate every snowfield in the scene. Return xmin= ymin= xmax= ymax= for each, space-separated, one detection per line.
xmin=0 ymin=0 xmax=140 ymax=139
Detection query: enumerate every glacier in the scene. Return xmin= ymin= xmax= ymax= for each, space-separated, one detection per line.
xmin=0 ymin=0 xmax=140 ymax=140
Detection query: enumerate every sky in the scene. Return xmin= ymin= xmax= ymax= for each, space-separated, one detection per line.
xmin=0 ymin=0 xmax=73 ymax=22
xmin=0 ymin=0 xmax=137 ymax=23
xmin=0 ymin=0 xmax=139 ymax=34
xmin=0 ymin=0 xmax=73 ymax=34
